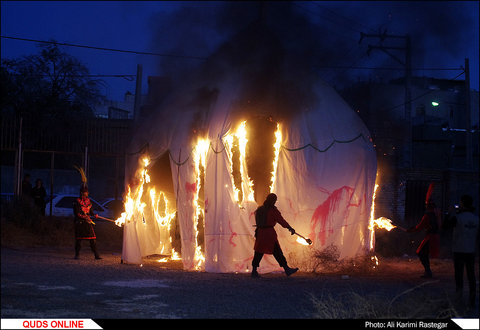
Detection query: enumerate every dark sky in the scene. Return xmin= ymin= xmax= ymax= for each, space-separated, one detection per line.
xmin=1 ymin=1 xmax=478 ymax=101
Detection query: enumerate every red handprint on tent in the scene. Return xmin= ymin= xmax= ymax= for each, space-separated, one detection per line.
xmin=309 ymin=186 xmax=361 ymax=246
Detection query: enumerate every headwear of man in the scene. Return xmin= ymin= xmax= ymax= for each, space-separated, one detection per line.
xmin=80 ymin=184 xmax=89 ymax=195
xmin=263 ymin=193 xmax=277 ymax=208
xmin=74 ymin=165 xmax=88 ymax=196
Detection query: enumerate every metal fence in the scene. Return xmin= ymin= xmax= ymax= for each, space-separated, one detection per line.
xmin=1 ymin=113 xmax=133 ymax=210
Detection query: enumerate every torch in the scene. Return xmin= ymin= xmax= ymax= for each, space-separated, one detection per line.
xmin=95 ymin=215 xmax=116 ymax=223
xmin=294 ymin=232 xmax=312 ymax=245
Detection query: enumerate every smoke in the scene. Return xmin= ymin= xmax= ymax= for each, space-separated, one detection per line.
xmin=146 ymin=2 xmax=362 ymax=121
xmin=146 ymin=1 xmax=478 ymax=94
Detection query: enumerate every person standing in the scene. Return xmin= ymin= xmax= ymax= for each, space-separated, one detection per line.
xmin=21 ymin=174 xmax=32 ymax=199
xmin=252 ymin=193 xmax=298 ymax=278
xmin=73 ymin=166 xmax=101 ymax=260
xmin=407 ymin=199 xmax=440 ymax=278
xmin=443 ymin=194 xmax=479 ymax=308
xmin=31 ymin=179 xmax=47 ymax=216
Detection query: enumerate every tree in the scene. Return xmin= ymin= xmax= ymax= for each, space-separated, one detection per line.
xmin=1 ymin=41 xmax=104 ymax=119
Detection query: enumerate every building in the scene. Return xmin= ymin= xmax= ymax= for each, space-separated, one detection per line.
xmin=93 ymin=91 xmax=148 ymax=120
xmin=341 ymin=76 xmax=479 ymax=235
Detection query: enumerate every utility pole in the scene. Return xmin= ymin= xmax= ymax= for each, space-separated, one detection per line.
xmin=133 ymin=64 xmax=143 ymax=121
xmin=15 ymin=116 xmax=23 ymax=196
xmin=359 ymin=31 xmax=412 ymax=169
xmin=464 ymin=58 xmax=472 ymax=170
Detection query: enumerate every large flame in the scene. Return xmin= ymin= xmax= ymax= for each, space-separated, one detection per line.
xmin=115 ymin=155 xmax=179 ymax=261
xmin=116 ymin=121 xmax=285 ymax=268
xmin=368 ymin=177 xmax=396 ymax=266
xmin=224 ymin=121 xmax=255 ymax=203
xmin=192 ymin=138 xmax=209 ymax=270
xmin=270 ymin=123 xmax=282 ymax=193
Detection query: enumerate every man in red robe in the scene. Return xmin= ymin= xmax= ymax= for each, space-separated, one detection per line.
xmin=407 ymin=200 xmax=440 ymax=278
xmin=73 ymin=185 xmax=101 ymax=260
xmin=252 ymin=193 xmax=298 ymax=278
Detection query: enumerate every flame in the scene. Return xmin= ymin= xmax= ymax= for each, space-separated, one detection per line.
xmin=270 ymin=123 xmax=282 ymax=193
xmin=224 ymin=120 xmax=281 ymax=203
xmin=368 ymin=182 xmax=396 ymax=251
xmin=237 ymin=121 xmax=255 ymax=202
xmin=368 ymin=183 xmax=379 ymax=250
xmin=368 ymin=175 xmax=396 ymax=268
xmin=370 ymin=217 xmax=396 ymax=231
xmin=296 ymin=236 xmax=310 ymax=246
xmin=171 ymin=249 xmax=181 ymax=260
xmin=224 ymin=121 xmax=255 ymax=203
xmin=115 ymin=155 xmax=179 ymax=262
xmin=192 ymin=138 xmax=210 ymax=270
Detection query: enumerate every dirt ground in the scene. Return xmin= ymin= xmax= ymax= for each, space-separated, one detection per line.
xmin=1 ymin=219 xmax=479 ymax=324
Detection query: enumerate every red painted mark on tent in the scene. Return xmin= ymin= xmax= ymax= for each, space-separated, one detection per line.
xmin=228 ymin=220 xmax=237 ymax=247
xmin=234 ymin=256 xmax=254 ymax=273
xmin=185 ymin=182 xmax=196 ymax=199
xmin=309 ymin=186 xmax=359 ymax=246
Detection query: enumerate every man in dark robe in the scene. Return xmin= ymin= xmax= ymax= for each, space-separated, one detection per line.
xmin=31 ymin=179 xmax=47 ymax=216
xmin=73 ymin=185 xmax=101 ymax=260
xmin=252 ymin=193 xmax=298 ymax=278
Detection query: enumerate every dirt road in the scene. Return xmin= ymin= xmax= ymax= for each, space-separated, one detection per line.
xmin=2 ymin=243 xmax=478 ymax=324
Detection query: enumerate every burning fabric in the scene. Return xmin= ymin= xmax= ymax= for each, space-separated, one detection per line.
xmin=120 ymin=22 xmax=377 ymax=273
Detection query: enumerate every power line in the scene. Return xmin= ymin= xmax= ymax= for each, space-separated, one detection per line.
xmin=11 ymin=73 xmax=136 ymax=77
xmin=314 ymin=65 xmax=463 ymax=71
xmin=308 ymin=2 xmax=378 ymax=34
xmin=378 ymin=70 xmax=465 ymax=113
xmin=292 ymin=3 xmax=360 ymax=41
xmin=1 ymin=35 xmax=207 ymax=60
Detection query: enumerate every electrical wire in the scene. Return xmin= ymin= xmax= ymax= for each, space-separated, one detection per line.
xmin=314 ymin=65 xmax=463 ymax=71
xmin=307 ymin=1 xmax=378 ymax=34
xmin=1 ymin=35 xmax=207 ymax=60
xmin=377 ymin=70 xmax=465 ymax=113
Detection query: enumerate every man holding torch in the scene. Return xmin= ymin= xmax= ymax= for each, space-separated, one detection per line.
xmin=252 ymin=193 xmax=298 ymax=278
xmin=406 ymin=183 xmax=440 ymax=278
xmin=73 ymin=167 xmax=101 ymax=260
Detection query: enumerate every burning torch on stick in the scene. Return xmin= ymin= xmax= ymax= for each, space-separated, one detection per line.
xmin=295 ymin=232 xmax=313 ymax=245
xmin=95 ymin=215 xmax=117 ymax=223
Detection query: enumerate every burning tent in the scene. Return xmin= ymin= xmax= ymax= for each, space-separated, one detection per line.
xmin=118 ymin=21 xmax=377 ymax=273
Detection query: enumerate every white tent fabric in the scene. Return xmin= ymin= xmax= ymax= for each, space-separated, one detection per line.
xmin=120 ymin=23 xmax=377 ymax=272
xmin=120 ymin=78 xmax=377 ymax=273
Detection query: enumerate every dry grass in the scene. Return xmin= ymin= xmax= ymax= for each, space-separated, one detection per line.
xmin=310 ymin=244 xmax=382 ymax=275
xmin=310 ymin=281 xmax=460 ymax=319
xmin=307 ymin=244 xmax=478 ymax=319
